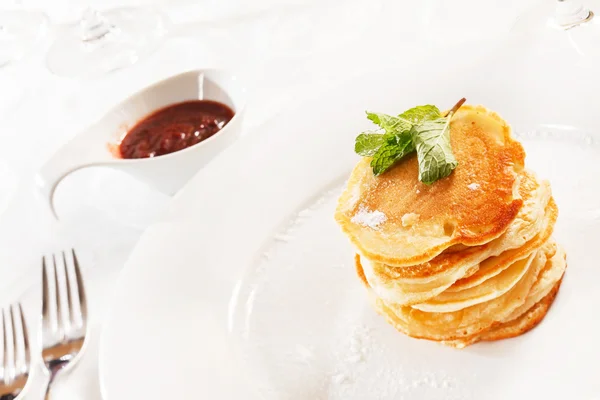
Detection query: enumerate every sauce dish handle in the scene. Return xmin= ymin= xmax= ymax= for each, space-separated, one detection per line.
xmin=36 ymin=132 xmax=115 ymax=220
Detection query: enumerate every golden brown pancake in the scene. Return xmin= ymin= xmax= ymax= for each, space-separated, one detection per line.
xmin=413 ymin=240 xmax=557 ymax=313
xmin=502 ymin=244 xmax=566 ymax=322
xmin=336 ymin=105 xmax=526 ymax=267
xmin=412 ymin=251 xmax=537 ymax=313
xmin=355 ymin=241 xmax=565 ymax=347
xmin=361 ymin=198 xmax=557 ymax=306
xmin=357 ymin=254 xmax=564 ymax=349
xmin=363 ymin=170 xmax=550 ymax=281
xmin=445 ymin=278 xmax=563 ymax=348
xmin=480 ymin=279 xmax=562 ymax=341
xmin=357 ymin=250 xmax=544 ymax=341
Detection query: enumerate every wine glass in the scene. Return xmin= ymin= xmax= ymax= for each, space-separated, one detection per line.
xmin=45 ymin=6 xmax=170 ymax=78
xmin=512 ymin=0 xmax=600 ymax=60
xmin=513 ymin=0 xmax=593 ymax=33
xmin=0 ymin=9 xmax=47 ymax=67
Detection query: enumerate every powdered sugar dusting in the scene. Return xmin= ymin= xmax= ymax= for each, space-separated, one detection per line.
xmin=274 ymin=233 xmax=294 ymax=242
xmin=351 ymin=207 xmax=387 ymax=229
xmin=332 ymin=372 xmax=349 ymax=384
xmin=294 ymin=344 xmax=315 ymax=364
xmin=329 ymin=324 xmax=371 ymax=388
xmin=410 ymin=372 xmax=457 ymax=389
xmin=326 ymin=321 xmax=469 ymax=399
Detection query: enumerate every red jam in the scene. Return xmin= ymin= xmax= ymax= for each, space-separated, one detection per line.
xmin=118 ymin=100 xmax=234 ymax=159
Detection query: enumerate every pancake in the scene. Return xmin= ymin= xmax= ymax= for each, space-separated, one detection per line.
xmin=445 ymin=278 xmax=563 ymax=348
xmin=412 ymin=251 xmax=537 ymax=313
xmin=412 ymin=240 xmax=557 ymax=313
xmin=480 ymin=279 xmax=562 ymax=341
xmin=445 ymin=173 xmax=551 ymax=291
xmin=361 ymin=197 xmax=556 ymax=306
xmin=502 ymin=243 xmax=565 ymax=322
xmin=356 ymin=244 xmax=550 ymax=342
xmin=335 ymin=105 xmax=526 ymax=267
xmin=361 ymin=169 xmax=550 ymax=282
xmin=450 ymin=242 xmax=565 ymax=348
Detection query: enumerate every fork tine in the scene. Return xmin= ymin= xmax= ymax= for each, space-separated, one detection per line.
xmin=53 ymin=254 xmax=63 ymax=337
xmin=63 ymin=251 xmax=75 ymax=328
xmin=0 ymin=304 xmax=30 ymax=400
xmin=72 ymin=249 xmax=87 ymax=325
xmin=2 ymin=308 xmax=7 ymax=384
xmin=9 ymin=307 xmax=17 ymax=376
xmin=42 ymin=257 xmax=51 ymax=331
xmin=18 ymin=304 xmax=29 ymax=373
xmin=3 ymin=307 xmax=14 ymax=384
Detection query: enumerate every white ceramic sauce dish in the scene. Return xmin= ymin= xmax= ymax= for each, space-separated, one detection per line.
xmin=36 ymin=69 xmax=247 ymax=218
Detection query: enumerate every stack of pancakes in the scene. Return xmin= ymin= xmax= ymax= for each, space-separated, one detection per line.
xmin=335 ymin=105 xmax=566 ymax=348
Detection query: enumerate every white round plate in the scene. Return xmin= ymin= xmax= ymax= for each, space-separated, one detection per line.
xmin=99 ymin=38 xmax=600 ymax=399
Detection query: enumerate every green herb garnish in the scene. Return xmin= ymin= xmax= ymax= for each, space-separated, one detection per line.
xmin=355 ymin=98 xmax=465 ymax=184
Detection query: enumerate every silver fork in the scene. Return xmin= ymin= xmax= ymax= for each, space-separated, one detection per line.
xmin=0 ymin=303 xmax=30 ymax=400
xmin=41 ymin=250 xmax=88 ymax=400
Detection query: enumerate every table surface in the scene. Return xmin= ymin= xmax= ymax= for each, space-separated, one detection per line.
xmin=0 ymin=0 xmax=540 ymax=398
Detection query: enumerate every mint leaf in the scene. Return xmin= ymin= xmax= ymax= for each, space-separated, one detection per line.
xmin=370 ymin=132 xmax=415 ymax=176
xmin=356 ymin=100 xmax=463 ymax=181
xmin=366 ymin=112 xmax=411 ymax=134
xmin=398 ymin=105 xmax=442 ymax=125
xmin=366 ymin=106 xmax=441 ymax=134
xmin=364 ymin=105 xmax=442 ymax=175
xmin=412 ymin=117 xmax=458 ymax=184
xmin=355 ymin=133 xmax=386 ymax=156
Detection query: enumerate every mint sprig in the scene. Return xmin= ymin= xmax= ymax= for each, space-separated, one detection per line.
xmin=371 ymin=132 xmax=414 ymax=175
xmin=366 ymin=112 xmax=411 ymax=133
xmin=355 ymin=98 xmax=465 ymax=184
xmin=413 ymin=117 xmax=458 ymax=184
xmin=397 ymin=104 xmax=442 ymax=125
xmin=355 ymin=133 xmax=387 ymax=156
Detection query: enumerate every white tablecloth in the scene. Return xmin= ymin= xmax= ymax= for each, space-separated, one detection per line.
xmin=0 ymin=0 xmax=537 ymax=398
